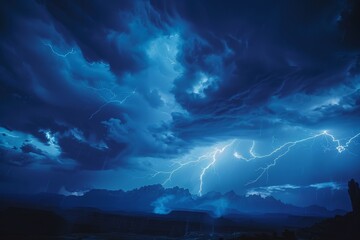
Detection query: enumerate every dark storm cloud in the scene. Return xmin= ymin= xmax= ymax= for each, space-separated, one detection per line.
xmin=1 ymin=0 xmax=360 ymax=198
xmin=41 ymin=0 xmax=145 ymax=75
xmin=150 ymin=0 xmax=360 ymax=140
xmin=0 ymin=0 xmax=176 ymax=170
xmin=0 ymin=146 xmax=34 ymax=167
xmin=339 ymin=0 xmax=360 ymax=50
xmin=20 ymin=143 xmax=46 ymax=156
xmin=58 ymin=135 xmax=125 ymax=170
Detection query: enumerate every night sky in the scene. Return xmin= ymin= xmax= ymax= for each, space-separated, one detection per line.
xmin=1 ymin=0 xmax=360 ymax=210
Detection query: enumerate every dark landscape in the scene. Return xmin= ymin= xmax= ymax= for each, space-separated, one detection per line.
xmin=1 ymin=179 xmax=359 ymax=239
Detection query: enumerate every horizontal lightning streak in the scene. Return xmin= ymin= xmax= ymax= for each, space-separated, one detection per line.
xmin=235 ymin=132 xmax=325 ymax=162
xmin=323 ymin=131 xmax=360 ymax=153
xmin=233 ymin=131 xmax=360 ymax=185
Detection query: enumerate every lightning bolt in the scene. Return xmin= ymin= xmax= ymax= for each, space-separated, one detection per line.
xmin=153 ymin=140 xmax=235 ymax=196
xmin=43 ymin=41 xmax=136 ymax=119
xmin=43 ymin=42 xmax=75 ymax=58
xmin=88 ymin=89 xmax=136 ymax=119
xmin=198 ymin=140 xmax=236 ymax=196
xmin=323 ymin=131 xmax=360 ymax=153
xmin=151 ymin=154 xmax=212 ymax=186
xmin=233 ymin=131 xmax=360 ymax=185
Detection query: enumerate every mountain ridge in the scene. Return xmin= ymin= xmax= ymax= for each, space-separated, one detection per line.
xmin=0 ymin=184 xmax=346 ymax=217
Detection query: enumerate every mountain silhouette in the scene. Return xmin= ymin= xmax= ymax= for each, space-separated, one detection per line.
xmin=1 ymin=184 xmax=345 ymax=217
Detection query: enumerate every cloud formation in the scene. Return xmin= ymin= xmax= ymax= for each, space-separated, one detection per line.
xmin=0 ymin=0 xmax=360 ymax=209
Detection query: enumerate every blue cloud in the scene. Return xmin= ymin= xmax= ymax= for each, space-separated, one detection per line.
xmin=0 ymin=0 xmax=360 ymax=211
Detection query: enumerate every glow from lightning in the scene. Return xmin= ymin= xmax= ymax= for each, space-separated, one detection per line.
xmin=323 ymin=131 xmax=360 ymax=153
xmin=198 ymin=140 xmax=236 ymax=196
xmin=151 ymin=154 xmax=212 ymax=186
xmin=43 ymin=42 xmax=75 ymax=58
xmin=233 ymin=130 xmax=360 ymax=185
xmin=88 ymin=89 xmax=136 ymax=119
xmin=44 ymin=130 xmax=56 ymax=146
xmin=152 ymin=140 xmax=235 ymax=196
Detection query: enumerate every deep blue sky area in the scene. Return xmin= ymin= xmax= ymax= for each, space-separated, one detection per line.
xmin=1 ymin=0 xmax=360 ymax=211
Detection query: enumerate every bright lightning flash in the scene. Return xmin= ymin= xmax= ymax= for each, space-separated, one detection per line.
xmin=233 ymin=130 xmax=360 ymax=185
xmin=198 ymin=140 xmax=236 ymax=196
xmin=152 ymin=140 xmax=236 ymax=196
